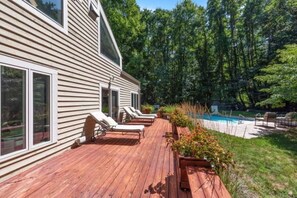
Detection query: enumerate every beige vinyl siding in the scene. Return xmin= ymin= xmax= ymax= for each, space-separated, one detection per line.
xmin=0 ymin=1 xmax=140 ymax=181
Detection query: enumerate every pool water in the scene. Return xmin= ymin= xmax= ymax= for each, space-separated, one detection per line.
xmin=201 ymin=115 xmax=242 ymax=124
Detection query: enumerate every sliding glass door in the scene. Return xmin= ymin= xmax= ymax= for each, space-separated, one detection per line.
xmin=101 ymin=88 xmax=119 ymax=121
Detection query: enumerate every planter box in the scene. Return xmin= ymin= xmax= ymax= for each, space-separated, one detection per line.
xmin=177 ymin=154 xmax=211 ymax=189
xmin=174 ymin=125 xmax=191 ymax=140
xmin=172 ymin=123 xmax=177 ymax=135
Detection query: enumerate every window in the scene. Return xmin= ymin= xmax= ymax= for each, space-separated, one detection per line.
xmin=1 ymin=67 xmax=26 ymax=155
xmin=131 ymin=93 xmax=139 ymax=109
xmin=24 ymin=0 xmax=64 ymax=25
xmin=0 ymin=56 xmax=57 ymax=159
xmin=100 ymin=14 xmax=121 ymax=66
xmin=33 ymin=73 xmax=51 ymax=145
xmin=15 ymin=0 xmax=68 ymax=33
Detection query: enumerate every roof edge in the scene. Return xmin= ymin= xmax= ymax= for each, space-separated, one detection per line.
xmin=120 ymin=71 xmax=140 ymax=86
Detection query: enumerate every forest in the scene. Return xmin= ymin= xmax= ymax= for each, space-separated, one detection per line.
xmin=101 ymin=0 xmax=297 ymax=110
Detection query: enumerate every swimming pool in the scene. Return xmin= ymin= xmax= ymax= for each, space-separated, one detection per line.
xmin=200 ymin=115 xmax=245 ymax=124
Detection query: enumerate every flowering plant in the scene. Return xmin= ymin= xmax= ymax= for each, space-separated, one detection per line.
xmin=172 ymin=125 xmax=234 ymax=171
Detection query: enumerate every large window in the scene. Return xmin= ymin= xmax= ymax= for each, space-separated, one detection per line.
xmin=131 ymin=93 xmax=139 ymax=109
xmin=100 ymin=15 xmax=120 ymax=66
xmin=1 ymin=67 xmax=26 ymax=155
xmin=24 ymin=0 xmax=64 ymax=25
xmin=0 ymin=56 xmax=57 ymax=159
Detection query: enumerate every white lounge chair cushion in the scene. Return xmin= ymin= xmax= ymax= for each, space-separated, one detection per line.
xmin=90 ymin=111 xmax=107 ymax=122
xmin=135 ymin=109 xmax=157 ymax=117
xmin=135 ymin=114 xmax=155 ymax=119
xmin=112 ymin=125 xmax=144 ymax=132
xmin=131 ymin=112 xmax=139 ymax=118
xmin=103 ymin=117 xmax=118 ymax=127
xmin=124 ymin=107 xmax=154 ymax=119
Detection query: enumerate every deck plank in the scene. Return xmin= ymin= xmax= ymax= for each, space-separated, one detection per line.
xmin=140 ymin=126 xmax=165 ymax=197
xmin=119 ymin=122 xmax=162 ymax=197
xmin=0 ymin=119 xmax=192 ymax=197
xmin=98 ymin=135 xmax=153 ymax=197
xmin=126 ymin=121 xmax=165 ymax=197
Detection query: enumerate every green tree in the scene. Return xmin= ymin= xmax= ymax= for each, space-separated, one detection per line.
xmin=255 ymin=44 xmax=297 ymax=108
xmin=102 ymin=0 xmax=297 ymax=110
xmin=207 ymin=0 xmax=229 ymax=101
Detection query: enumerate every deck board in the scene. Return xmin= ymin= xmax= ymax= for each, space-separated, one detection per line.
xmin=0 ymin=119 xmax=191 ymax=198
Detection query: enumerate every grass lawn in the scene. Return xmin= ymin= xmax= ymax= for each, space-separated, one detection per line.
xmin=210 ymin=128 xmax=297 ymax=198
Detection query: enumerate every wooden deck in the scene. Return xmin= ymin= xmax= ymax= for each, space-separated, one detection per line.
xmin=0 ymin=119 xmax=191 ymax=198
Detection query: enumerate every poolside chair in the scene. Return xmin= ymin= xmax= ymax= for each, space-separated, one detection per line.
xmin=129 ymin=107 xmax=157 ymax=118
xmin=123 ymin=107 xmax=155 ymax=123
xmin=90 ymin=111 xmax=145 ymax=142
xmin=276 ymin=112 xmax=297 ymax=126
xmin=255 ymin=112 xmax=276 ymax=128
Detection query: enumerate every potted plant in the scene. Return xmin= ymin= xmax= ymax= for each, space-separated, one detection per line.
xmin=171 ymin=125 xmax=234 ymax=189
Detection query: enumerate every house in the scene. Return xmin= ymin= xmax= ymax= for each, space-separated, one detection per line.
xmin=0 ymin=0 xmax=141 ymax=181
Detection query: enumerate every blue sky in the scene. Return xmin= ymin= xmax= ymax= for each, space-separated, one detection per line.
xmin=136 ymin=0 xmax=207 ymax=10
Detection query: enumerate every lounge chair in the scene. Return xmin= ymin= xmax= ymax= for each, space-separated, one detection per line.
xmin=255 ymin=112 xmax=276 ymax=128
xmin=123 ymin=107 xmax=155 ymax=123
xmin=277 ymin=112 xmax=297 ymax=126
xmin=129 ymin=107 xmax=157 ymax=118
xmin=90 ymin=111 xmax=145 ymax=142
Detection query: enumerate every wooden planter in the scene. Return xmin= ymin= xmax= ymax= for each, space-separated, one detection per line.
xmin=172 ymin=123 xmax=177 ymax=135
xmin=174 ymin=125 xmax=191 ymax=140
xmin=177 ymin=154 xmax=211 ymax=189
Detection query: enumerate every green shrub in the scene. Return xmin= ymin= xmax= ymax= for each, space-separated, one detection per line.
xmin=163 ymin=105 xmax=177 ymax=114
xmin=141 ymin=104 xmax=154 ymax=113
xmin=170 ymin=108 xmax=194 ymax=130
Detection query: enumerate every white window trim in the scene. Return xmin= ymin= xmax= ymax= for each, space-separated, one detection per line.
xmin=14 ymin=0 xmax=68 ymax=34
xmin=97 ymin=2 xmax=123 ymax=69
xmin=99 ymin=82 xmax=121 ymax=117
xmin=0 ymin=55 xmax=58 ymax=161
